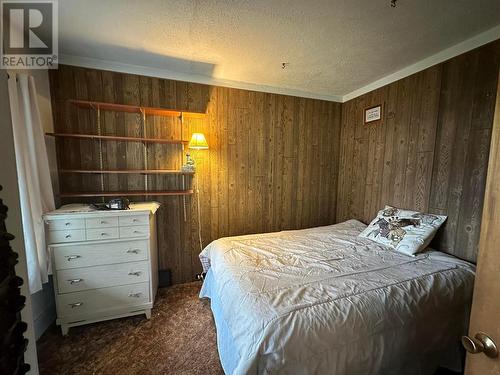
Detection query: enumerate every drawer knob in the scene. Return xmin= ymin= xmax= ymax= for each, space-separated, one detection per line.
xmin=69 ymin=302 xmax=83 ymax=308
xmin=100 ymin=220 xmax=106 ymax=224
xmin=127 ymin=249 xmax=140 ymax=254
xmin=133 ymin=219 xmax=139 ymax=222
xmin=128 ymin=292 xmax=142 ymax=298
xmin=128 ymin=271 xmax=142 ymax=276
xmin=68 ymin=278 xmax=83 ymax=284
xmin=65 ymin=222 xmax=71 ymax=226
xmin=65 ymin=234 xmax=72 ymax=239
xmin=133 ymin=230 xmax=140 ymax=234
xmin=101 ymin=232 xmax=107 ymax=236
xmin=65 ymin=255 xmax=81 ymax=261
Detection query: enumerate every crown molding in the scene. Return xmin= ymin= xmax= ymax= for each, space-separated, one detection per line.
xmin=58 ymin=54 xmax=343 ymax=103
xmin=341 ymin=24 xmax=500 ymax=102
xmin=59 ymin=24 xmax=499 ymax=104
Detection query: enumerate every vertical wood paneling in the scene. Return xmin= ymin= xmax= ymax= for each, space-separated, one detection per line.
xmin=49 ymin=42 xmax=498 ymax=278
xmin=50 ymin=67 xmax=342 ymax=284
xmin=430 ymin=41 xmax=500 ymax=261
xmin=337 ymin=40 xmax=500 ymax=262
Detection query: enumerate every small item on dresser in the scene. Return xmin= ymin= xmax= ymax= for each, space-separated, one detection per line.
xmin=54 ymin=204 xmax=95 ymax=213
xmin=92 ymin=198 xmax=130 ymax=211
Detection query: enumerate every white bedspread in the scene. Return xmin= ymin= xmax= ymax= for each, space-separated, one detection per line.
xmin=199 ymin=220 xmax=475 ymax=375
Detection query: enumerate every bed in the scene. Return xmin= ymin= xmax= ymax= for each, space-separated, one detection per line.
xmin=199 ymin=219 xmax=475 ymax=375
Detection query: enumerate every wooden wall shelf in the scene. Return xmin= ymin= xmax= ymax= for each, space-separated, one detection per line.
xmin=68 ymin=99 xmax=206 ymax=119
xmin=46 ymin=133 xmax=188 ymax=145
xmin=59 ymin=169 xmax=194 ymax=175
xmin=59 ymin=190 xmax=194 ymax=197
xmin=55 ymin=98 xmax=199 ymax=204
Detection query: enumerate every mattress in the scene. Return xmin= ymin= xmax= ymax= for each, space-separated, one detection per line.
xmin=199 ymin=220 xmax=475 ymax=375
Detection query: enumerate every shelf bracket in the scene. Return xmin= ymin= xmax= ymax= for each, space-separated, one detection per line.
xmin=180 ymin=112 xmax=187 ymax=222
xmin=96 ymin=105 xmax=104 ymax=203
xmin=180 ymin=112 xmax=185 ymax=152
xmin=141 ymin=109 xmax=148 ymax=196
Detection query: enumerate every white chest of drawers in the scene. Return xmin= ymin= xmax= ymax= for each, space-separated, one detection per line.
xmin=43 ymin=202 xmax=160 ymax=335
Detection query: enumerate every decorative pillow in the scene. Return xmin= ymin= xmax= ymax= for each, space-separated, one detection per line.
xmin=358 ymin=206 xmax=446 ymax=256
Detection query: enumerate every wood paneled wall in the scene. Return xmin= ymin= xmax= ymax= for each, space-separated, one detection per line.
xmin=337 ymin=40 xmax=500 ymax=262
xmin=50 ymin=40 xmax=498 ymax=279
xmin=49 ymin=66 xmax=342 ymax=284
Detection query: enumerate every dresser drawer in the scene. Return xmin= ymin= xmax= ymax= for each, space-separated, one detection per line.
xmin=119 ymin=215 xmax=149 ymax=227
xmin=57 ymin=282 xmax=150 ymax=318
xmin=119 ymin=225 xmax=150 ymax=239
xmin=85 ymin=217 xmax=118 ymax=229
xmin=52 ymin=240 xmax=149 ymax=270
xmin=46 ymin=218 xmax=85 ymax=231
xmin=48 ymin=229 xmax=86 ymax=244
xmin=56 ymin=261 xmax=150 ymax=294
xmin=86 ymin=227 xmax=119 ymax=241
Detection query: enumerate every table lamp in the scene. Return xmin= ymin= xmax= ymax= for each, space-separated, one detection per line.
xmin=182 ymin=133 xmax=208 ymax=172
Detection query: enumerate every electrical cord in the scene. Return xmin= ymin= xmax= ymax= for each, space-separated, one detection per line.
xmin=195 ymin=168 xmax=203 ymax=252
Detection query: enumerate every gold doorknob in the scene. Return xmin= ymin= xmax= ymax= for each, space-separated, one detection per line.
xmin=462 ymin=332 xmax=498 ymax=358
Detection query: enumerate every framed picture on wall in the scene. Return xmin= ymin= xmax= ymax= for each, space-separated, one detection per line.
xmin=364 ymin=105 xmax=382 ymax=124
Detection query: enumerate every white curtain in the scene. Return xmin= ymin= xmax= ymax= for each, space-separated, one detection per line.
xmin=8 ymin=73 xmax=55 ymax=294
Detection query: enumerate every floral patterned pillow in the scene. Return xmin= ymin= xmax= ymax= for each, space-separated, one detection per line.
xmin=359 ymin=206 xmax=447 ymax=256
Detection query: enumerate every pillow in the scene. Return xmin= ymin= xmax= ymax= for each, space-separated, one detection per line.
xmin=359 ymin=205 xmax=446 ymax=256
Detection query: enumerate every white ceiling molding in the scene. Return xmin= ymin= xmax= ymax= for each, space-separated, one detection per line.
xmin=57 ymin=0 xmax=500 ymax=103
xmin=342 ymin=25 xmax=500 ymax=102
xmin=58 ymin=54 xmax=344 ymax=103
xmin=59 ymin=24 xmax=499 ymax=104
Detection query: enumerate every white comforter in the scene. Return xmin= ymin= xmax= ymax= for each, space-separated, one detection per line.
xmin=199 ymin=220 xmax=475 ymax=375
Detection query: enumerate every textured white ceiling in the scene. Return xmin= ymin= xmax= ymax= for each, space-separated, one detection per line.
xmin=59 ymin=0 xmax=500 ymax=101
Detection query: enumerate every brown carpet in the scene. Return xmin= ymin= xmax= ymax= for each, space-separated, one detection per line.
xmin=37 ymin=282 xmax=224 ymax=375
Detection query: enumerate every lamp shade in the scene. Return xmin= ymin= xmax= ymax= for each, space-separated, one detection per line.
xmin=188 ymin=133 xmax=209 ymax=150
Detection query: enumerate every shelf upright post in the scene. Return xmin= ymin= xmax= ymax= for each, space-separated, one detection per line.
xmin=180 ymin=112 xmax=184 ymax=163
xmin=95 ymin=104 xmax=105 ymax=203
xmin=180 ymin=112 xmax=187 ymax=222
xmin=141 ymin=108 xmax=148 ymax=198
